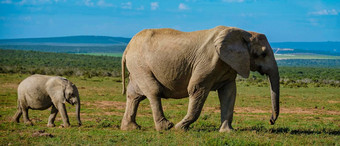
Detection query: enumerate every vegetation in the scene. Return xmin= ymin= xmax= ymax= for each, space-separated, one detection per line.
xmin=0 ymin=49 xmax=121 ymax=77
xmin=0 ymin=44 xmax=126 ymax=53
xmin=75 ymin=52 xmax=123 ymax=57
xmin=0 ymin=74 xmax=339 ymax=145
xmin=277 ymin=59 xmax=340 ymax=68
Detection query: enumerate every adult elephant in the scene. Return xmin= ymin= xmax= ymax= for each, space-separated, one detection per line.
xmin=121 ymin=26 xmax=280 ymax=132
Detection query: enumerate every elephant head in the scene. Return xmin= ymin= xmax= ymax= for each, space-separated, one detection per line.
xmin=248 ymin=31 xmax=280 ymax=125
xmin=64 ymin=81 xmax=82 ymax=126
xmin=214 ymin=27 xmax=280 ymax=125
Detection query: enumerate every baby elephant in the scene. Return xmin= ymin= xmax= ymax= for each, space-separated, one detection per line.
xmin=12 ymin=74 xmax=82 ymax=127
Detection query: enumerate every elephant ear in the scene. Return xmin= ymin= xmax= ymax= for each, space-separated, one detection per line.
xmin=46 ymin=78 xmax=67 ymax=104
xmin=214 ymin=27 xmax=252 ymax=78
xmin=56 ymin=78 xmax=68 ymax=104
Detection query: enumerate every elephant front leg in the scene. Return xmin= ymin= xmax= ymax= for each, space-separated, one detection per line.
xmin=56 ymin=103 xmax=70 ymax=127
xmin=47 ymin=105 xmax=58 ymax=127
xmin=175 ymin=86 xmax=208 ymax=131
xmin=148 ymin=96 xmax=174 ymax=131
xmin=218 ymin=81 xmax=236 ymax=132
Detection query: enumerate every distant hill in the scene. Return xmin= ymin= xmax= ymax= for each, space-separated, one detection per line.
xmin=0 ymin=36 xmax=131 ymax=45
xmin=0 ymin=36 xmax=131 ymax=53
xmin=271 ymin=42 xmax=340 ymax=56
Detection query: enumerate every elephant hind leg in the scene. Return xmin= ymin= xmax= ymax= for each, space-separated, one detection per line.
xmin=12 ymin=102 xmax=22 ymax=123
xmin=137 ymin=76 xmax=174 ymax=131
xmin=121 ymin=83 xmax=146 ymax=130
xmin=22 ymin=107 xmax=32 ymax=126
xmin=47 ymin=105 xmax=58 ymax=127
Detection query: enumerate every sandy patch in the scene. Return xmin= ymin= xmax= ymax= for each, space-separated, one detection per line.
xmin=203 ymin=106 xmax=340 ymax=115
xmin=83 ymin=101 xmax=126 ymax=110
xmin=0 ymin=82 xmax=18 ymax=90
xmin=328 ymin=100 xmax=340 ymax=104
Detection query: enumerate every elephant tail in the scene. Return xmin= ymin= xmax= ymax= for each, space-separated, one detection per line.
xmin=121 ymin=51 xmax=127 ymax=95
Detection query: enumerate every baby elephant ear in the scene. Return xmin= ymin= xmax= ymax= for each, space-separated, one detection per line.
xmin=214 ymin=27 xmax=251 ymax=78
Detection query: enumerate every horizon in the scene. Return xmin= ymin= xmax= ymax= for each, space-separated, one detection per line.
xmin=1 ymin=0 xmax=339 ymax=42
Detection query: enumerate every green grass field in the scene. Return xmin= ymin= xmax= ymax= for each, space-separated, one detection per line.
xmin=0 ymin=73 xmax=339 ymax=145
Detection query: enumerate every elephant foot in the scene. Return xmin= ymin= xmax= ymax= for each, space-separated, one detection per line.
xmin=47 ymin=123 xmax=55 ymax=127
xmin=12 ymin=118 xmax=20 ymax=123
xmin=24 ymin=120 xmax=33 ymax=126
xmin=219 ymin=127 xmax=234 ymax=133
xmin=219 ymin=121 xmax=234 ymax=132
xmin=60 ymin=123 xmax=70 ymax=128
xmin=121 ymin=122 xmax=141 ymax=130
xmin=174 ymin=122 xmax=189 ymax=131
xmin=155 ymin=119 xmax=174 ymax=131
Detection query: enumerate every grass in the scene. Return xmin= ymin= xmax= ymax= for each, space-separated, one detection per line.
xmin=0 ymin=73 xmax=339 ymax=145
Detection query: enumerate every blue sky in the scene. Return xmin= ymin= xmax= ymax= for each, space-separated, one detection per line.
xmin=0 ymin=0 xmax=339 ymax=42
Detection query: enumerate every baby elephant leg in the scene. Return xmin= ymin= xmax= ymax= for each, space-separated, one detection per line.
xmin=22 ymin=106 xmax=33 ymax=126
xmin=12 ymin=105 xmax=22 ymax=123
xmin=56 ymin=103 xmax=70 ymax=127
xmin=47 ymin=105 xmax=58 ymax=127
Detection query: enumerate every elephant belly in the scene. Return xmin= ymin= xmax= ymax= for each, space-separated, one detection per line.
xmin=25 ymin=93 xmax=53 ymax=110
xmin=158 ymin=80 xmax=190 ymax=99
xmin=162 ymin=88 xmax=189 ymax=99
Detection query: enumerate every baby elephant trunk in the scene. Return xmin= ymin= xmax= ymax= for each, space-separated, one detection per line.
xmin=75 ymin=98 xmax=82 ymax=126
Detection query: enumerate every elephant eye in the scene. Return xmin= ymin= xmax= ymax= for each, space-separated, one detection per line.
xmin=261 ymin=52 xmax=267 ymax=58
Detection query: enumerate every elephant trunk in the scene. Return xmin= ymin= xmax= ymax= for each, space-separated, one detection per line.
xmin=268 ymin=64 xmax=280 ymax=125
xmin=76 ymin=97 xmax=82 ymax=126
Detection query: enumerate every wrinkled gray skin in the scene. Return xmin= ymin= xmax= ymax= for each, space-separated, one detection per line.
xmin=12 ymin=74 xmax=82 ymax=127
xmin=121 ymin=26 xmax=280 ymax=132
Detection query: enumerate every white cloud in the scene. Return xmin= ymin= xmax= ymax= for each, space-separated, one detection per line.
xmin=151 ymin=2 xmax=159 ymax=10
xmin=97 ymin=0 xmax=113 ymax=7
xmin=1 ymin=0 xmax=12 ymax=4
xmin=84 ymin=0 xmax=94 ymax=7
xmin=54 ymin=0 xmax=66 ymax=3
xmin=15 ymin=0 xmax=65 ymax=5
xmin=308 ymin=18 xmax=319 ymax=26
xmin=178 ymin=3 xmax=189 ymax=10
xmin=18 ymin=0 xmax=52 ymax=5
xmin=309 ymin=9 xmax=338 ymax=16
xmin=136 ymin=5 xmax=144 ymax=10
xmin=17 ymin=16 xmax=32 ymax=21
xmin=223 ymin=0 xmax=244 ymax=3
xmin=121 ymin=2 xmax=132 ymax=9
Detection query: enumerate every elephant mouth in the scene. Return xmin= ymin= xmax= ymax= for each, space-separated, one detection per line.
xmin=258 ymin=70 xmax=265 ymax=75
xmin=66 ymin=99 xmax=75 ymax=105
xmin=256 ymin=65 xmax=266 ymax=75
